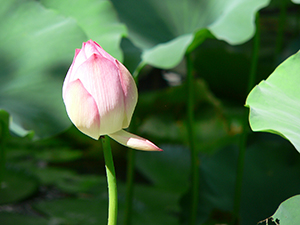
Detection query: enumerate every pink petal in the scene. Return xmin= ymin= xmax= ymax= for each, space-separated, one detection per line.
xmin=75 ymin=54 xmax=125 ymax=134
xmin=84 ymin=40 xmax=116 ymax=62
xmin=116 ymin=60 xmax=138 ymax=128
xmin=108 ymin=130 xmax=162 ymax=151
xmin=63 ymin=46 xmax=88 ymax=91
xmin=63 ymin=79 xmax=101 ymax=140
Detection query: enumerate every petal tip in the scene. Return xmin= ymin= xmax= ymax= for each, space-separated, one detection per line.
xmin=145 ymin=140 xmax=163 ymax=151
xmin=108 ymin=130 xmax=162 ymax=151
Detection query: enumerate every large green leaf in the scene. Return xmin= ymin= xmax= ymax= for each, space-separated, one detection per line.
xmin=0 ymin=0 xmax=87 ymax=138
xmin=111 ymin=0 xmax=270 ymax=69
xmin=246 ymin=50 xmax=300 ymax=152
xmin=40 ymin=0 xmax=127 ymax=61
xmin=270 ymin=195 xmax=300 ymax=225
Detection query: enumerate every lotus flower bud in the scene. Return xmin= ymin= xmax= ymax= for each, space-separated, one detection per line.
xmin=62 ymin=40 xmax=161 ymax=151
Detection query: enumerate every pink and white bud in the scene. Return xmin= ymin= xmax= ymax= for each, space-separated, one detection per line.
xmin=62 ymin=40 xmax=161 ymax=151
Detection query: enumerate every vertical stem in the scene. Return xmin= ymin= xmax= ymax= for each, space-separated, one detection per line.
xmin=0 ymin=143 xmax=5 ymax=185
xmin=274 ymin=0 xmax=287 ymax=61
xmin=186 ymin=53 xmax=199 ymax=225
xmin=123 ymin=148 xmax=135 ymax=225
xmin=0 ymin=126 xmax=6 ymax=185
xmin=232 ymin=13 xmax=260 ymax=224
xmin=123 ymin=63 xmax=143 ymax=225
xmin=101 ymin=135 xmax=118 ymax=225
xmin=0 ymin=112 xmax=9 ymax=186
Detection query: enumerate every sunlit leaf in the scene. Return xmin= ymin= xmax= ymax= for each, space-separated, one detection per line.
xmin=292 ymin=0 xmax=300 ymax=4
xmin=246 ymin=50 xmax=300 ymax=152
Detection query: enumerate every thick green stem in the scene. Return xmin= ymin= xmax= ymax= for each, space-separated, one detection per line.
xmin=123 ymin=148 xmax=135 ymax=225
xmin=0 ymin=128 xmax=6 ymax=185
xmin=0 ymin=143 xmax=5 ymax=185
xmin=101 ymin=135 xmax=118 ymax=225
xmin=0 ymin=111 xmax=10 ymax=186
xmin=123 ymin=65 xmax=142 ymax=225
xmin=274 ymin=0 xmax=287 ymax=61
xmin=232 ymin=13 xmax=260 ymax=224
xmin=186 ymin=53 xmax=199 ymax=225
xmin=133 ymin=62 xmax=146 ymax=81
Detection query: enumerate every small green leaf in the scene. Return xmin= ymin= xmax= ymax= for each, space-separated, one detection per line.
xmin=271 ymin=195 xmax=300 ymax=225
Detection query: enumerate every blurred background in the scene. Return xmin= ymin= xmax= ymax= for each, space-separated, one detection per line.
xmin=1 ymin=0 xmax=300 ymax=224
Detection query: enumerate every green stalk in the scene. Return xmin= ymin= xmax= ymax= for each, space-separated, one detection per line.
xmin=133 ymin=61 xmax=146 ymax=81
xmin=232 ymin=13 xmax=260 ymax=223
xmin=0 ymin=111 xmax=9 ymax=186
xmin=0 ymin=123 xmax=6 ymax=185
xmin=186 ymin=53 xmax=199 ymax=225
xmin=123 ymin=62 xmax=144 ymax=225
xmin=274 ymin=0 xmax=287 ymax=61
xmin=123 ymin=148 xmax=135 ymax=225
xmin=101 ymin=135 xmax=118 ymax=225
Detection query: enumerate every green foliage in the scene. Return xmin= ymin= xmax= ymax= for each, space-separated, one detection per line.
xmin=0 ymin=170 xmax=38 ymax=204
xmin=40 ymin=0 xmax=127 ymax=61
xmin=0 ymin=110 xmax=10 ymax=142
xmin=271 ymin=195 xmax=300 ymax=225
xmin=0 ymin=0 xmax=86 ymax=138
xmin=1 ymin=0 xmax=300 ymax=225
xmin=0 ymin=0 xmax=126 ymax=139
xmin=34 ymin=198 xmax=108 ymax=225
xmin=0 ymin=213 xmax=48 ymax=225
xmin=246 ymin=50 xmax=300 ymax=152
xmin=111 ymin=0 xmax=270 ymax=69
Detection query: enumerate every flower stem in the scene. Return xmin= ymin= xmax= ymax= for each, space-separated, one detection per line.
xmin=101 ymin=135 xmax=118 ymax=225
xmin=123 ymin=63 xmax=143 ymax=225
xmin=232 ymin=13 xmax=260 ymax=223
xmin=274 ymin=0 xmax=287 ymax=62
xmin=186 ymin=53 xmax=199 ymax=225
xmin=0 ymin=124 xmax=6 ymax=185
xmin=123 ymin=148 xmax=135 ymax=225
xmin=0 ymin=111 xmax=9 ymax=186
